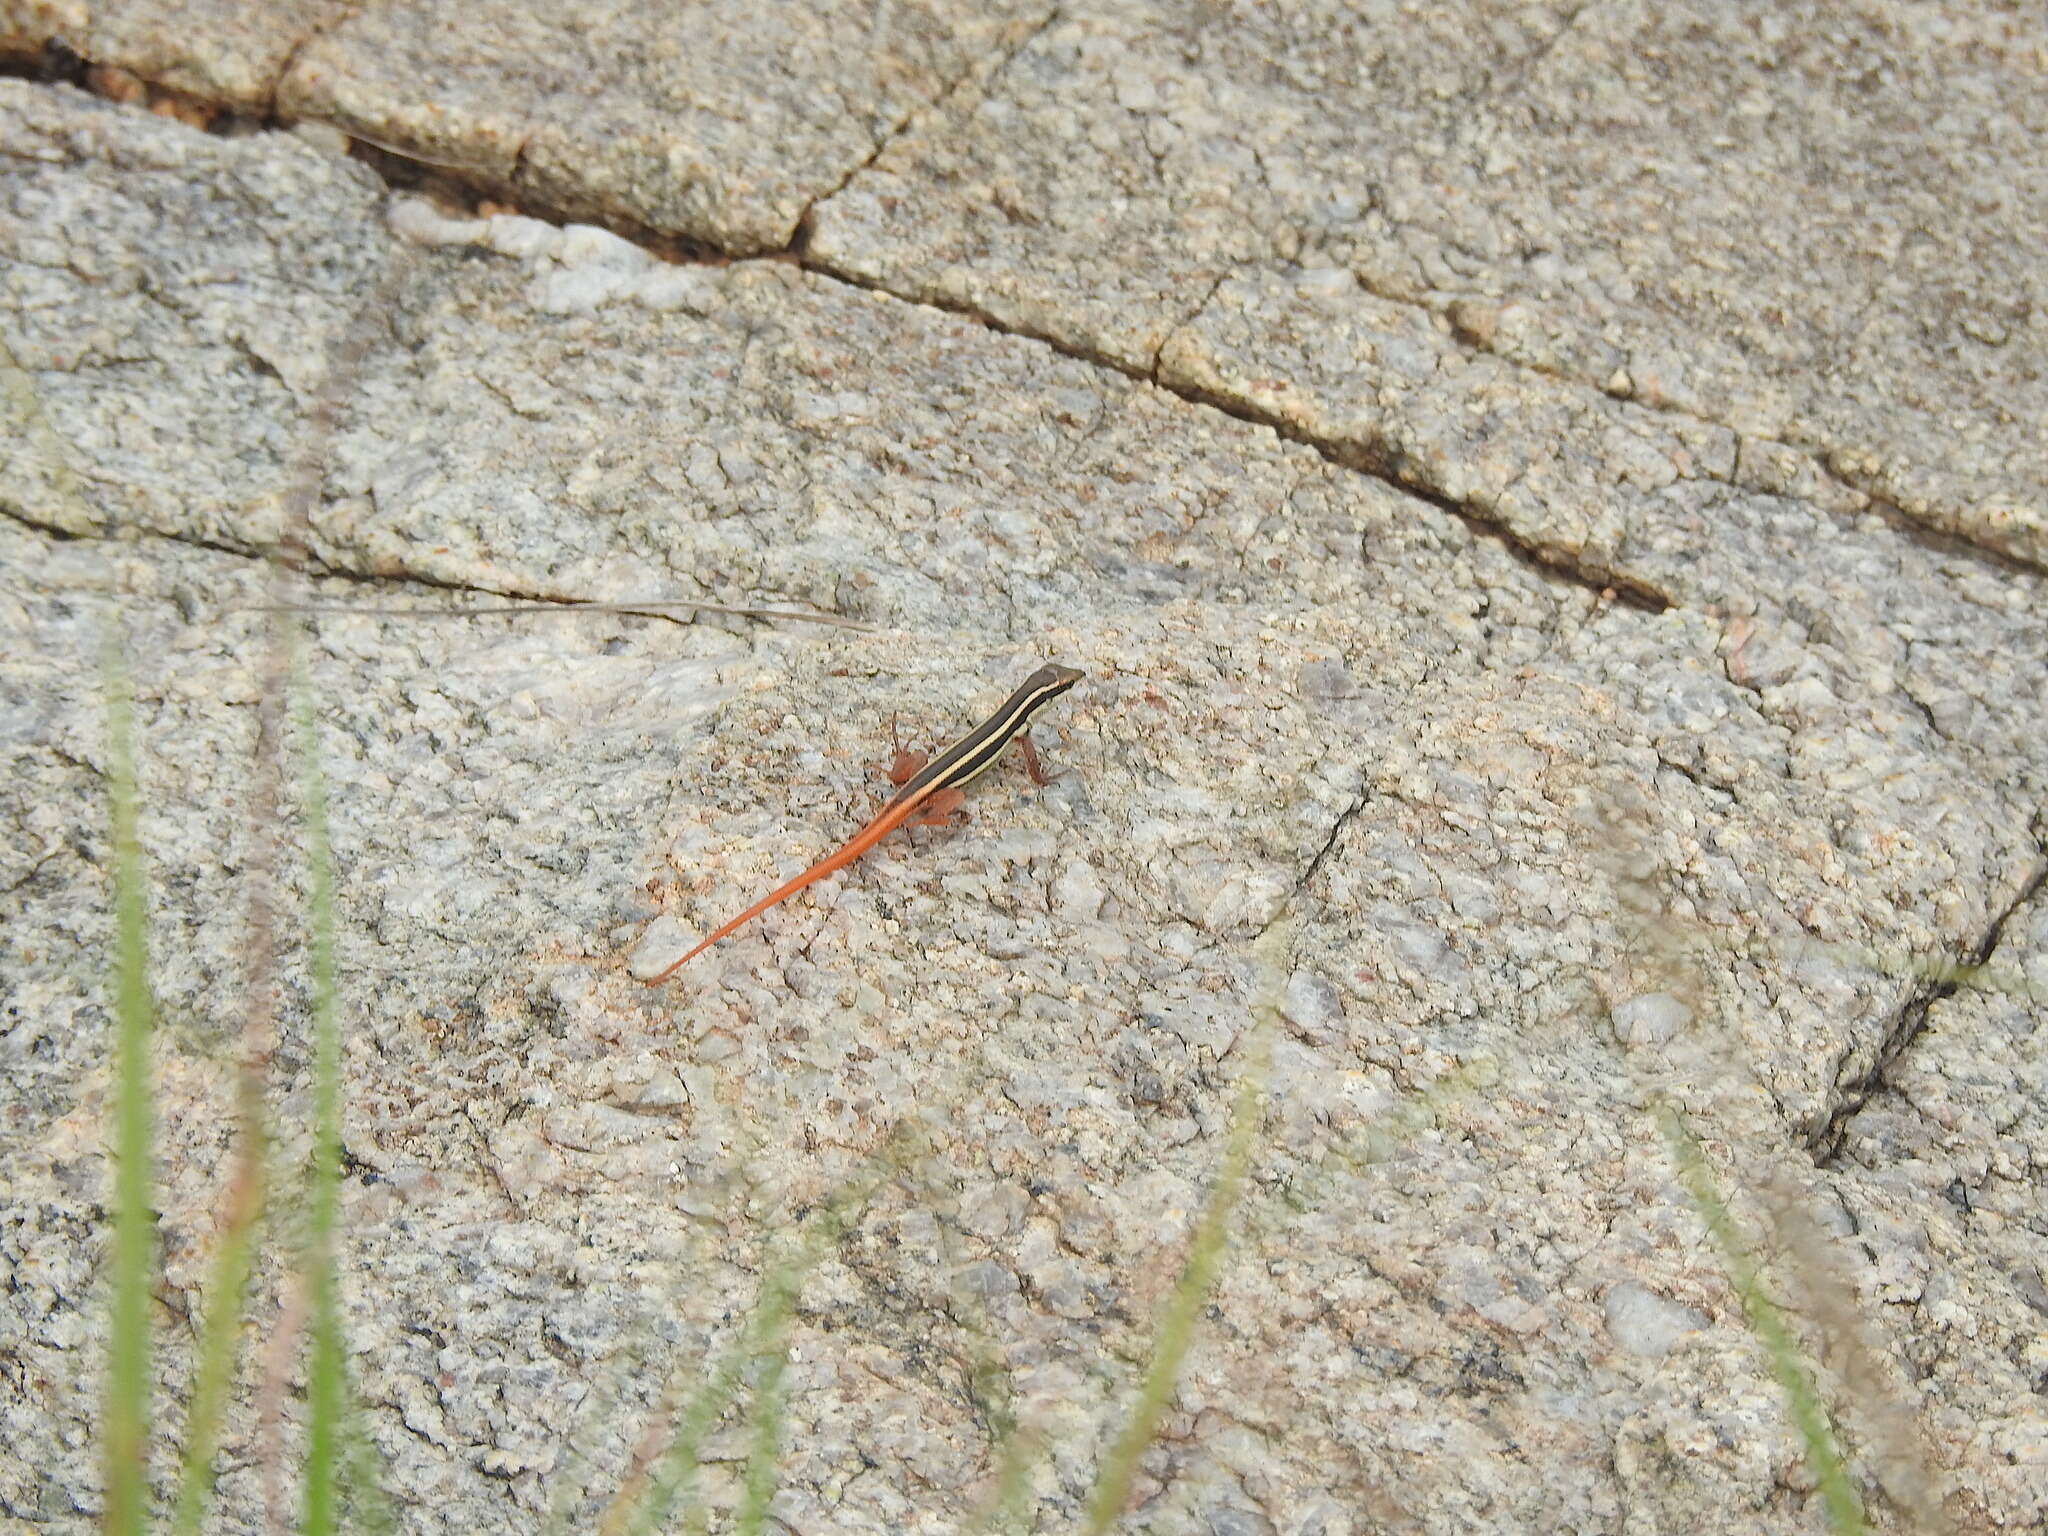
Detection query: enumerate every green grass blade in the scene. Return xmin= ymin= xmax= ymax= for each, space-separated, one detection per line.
xmin=293 ymin=651 xmax=349 ymax=1535
xmin=623 ymin=1243 xmax=821 ymax=1536
xmin=958 ymin=1292 xmax=1032 ymax=1536
xmin=966 ymin=1426 xmax=1041 ymax=1536
xmin=167 ymin=1164 xmax=265 ymax=1535
xmin=1658 ymin=1104 xmax=1867 ymax=1535
xmin=614 ymin=1345 xmax=746 ymax=1536
xmin=2 ymin=335 xmax=92 ymax=531
xmin=1081 ymin=929 xmax=1282 ymax=1535
xmin=337 ymin=1396 xmax=398 ymax=1535
xmin=612 ymin=1166 xmax=888 ymax=1536
xmin=101 ymin=635 xmax=156 ymax=1535
xmin=732 ymin=1262 xmax=802 ymax=1536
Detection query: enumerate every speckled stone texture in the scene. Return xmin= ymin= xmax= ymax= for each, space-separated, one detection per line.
xmin=2 ymin=12 xmax=2045 ymax=1534
xmin=809 ymin=0 xmax=2048 ymax=567
xmin=1 ymin=0 xmax=339 ymax=107
xmin=4 ymin=0 xmax=1054 ymax=247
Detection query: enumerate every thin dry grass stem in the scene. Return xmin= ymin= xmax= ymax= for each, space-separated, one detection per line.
xmin=167 ymin=334 xmax=379 ymax=1528
xmin=597 ymin=1386 xmax=692 ymax=1536
xmin=1657 ymin=1108 xmax=1868 ymax=1535
xmin=261 ymin=597 xmax=880 ymax=631
xmin=168 ymin=1147 xmax=266 ymax=1533
xmin=600 ymin=1145 xmax=912 ymax=1536
xmin=251 ymin=1277 xmax=311 ymax=1536
xmin=331 ymin=126 xmax=514 ymax=177
xmin=221 ymin=263 xmax=405 ymax=1529
xmin=600 ymin=1350 xmax=745 ymax=1536
xmin=649 ymin=1175 xmax=879 ymax=1535
xmin=1757 ymin=1168 xmax=1952 ymax=1532
xmin=1587 ymin=782 xmax=1885 ymax=1532
xmin=1079 ymin=922 xmax=1286 ymax=1536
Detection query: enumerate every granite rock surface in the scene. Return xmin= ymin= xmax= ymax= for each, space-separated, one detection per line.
xmin=1 ymin=8 xmax=2044 ymax=1531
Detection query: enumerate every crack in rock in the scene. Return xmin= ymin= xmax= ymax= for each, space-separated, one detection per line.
xmin=1810 ymin=849 xmax=2048 ymax=1165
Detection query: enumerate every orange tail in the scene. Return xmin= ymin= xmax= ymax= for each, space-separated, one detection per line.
xmin=642 ymin=796 xmax=934 ymax=983
xmin=643 ymin=848 xmax=856 ymax=983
